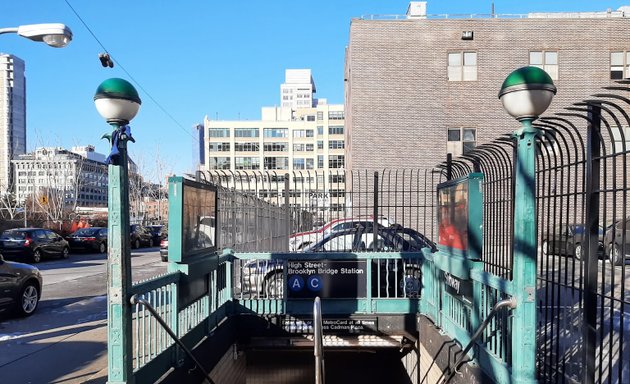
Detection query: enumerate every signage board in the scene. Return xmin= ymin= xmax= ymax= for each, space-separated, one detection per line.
xmin=283 ymin=318 xmax=378 ymax=334
xmin=287 ymin=260 xmax=367 ymax=298
xmin=443 ymin=271 xmax=473 ymax=304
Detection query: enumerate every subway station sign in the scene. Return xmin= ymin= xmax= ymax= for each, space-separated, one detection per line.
xmin=287 ymin=260 xmax=367 ymax=298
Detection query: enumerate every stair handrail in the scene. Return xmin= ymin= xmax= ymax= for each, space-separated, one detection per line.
xmin=130 ymin=294 xmax=216 ymax=384
xmin=441 ymin=297 xmax=517 ymax=383
xmin=314 ymin=296 xmax=325 ymax=384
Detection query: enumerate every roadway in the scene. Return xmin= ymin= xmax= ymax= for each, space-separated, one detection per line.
xmin=0 ymin=248 xmax=166 ymax=384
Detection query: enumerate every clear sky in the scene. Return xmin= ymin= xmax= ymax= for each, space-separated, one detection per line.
xmin=1 ymin=1 xmax=627 ymax=181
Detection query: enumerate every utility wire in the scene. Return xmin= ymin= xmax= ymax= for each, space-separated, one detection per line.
xmin=63 ymin=0 xmax=199 ymax=142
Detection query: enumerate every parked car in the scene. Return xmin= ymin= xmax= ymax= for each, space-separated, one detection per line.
xmin=0 ymin=254 xmax=43 ymax=316
xmin=541 ymin=224 xmax=604 ymax=260
xmin=240 ymin=224 xmax=434 ymax=298
xmin=160 ymin=237 xmax=169 ymax=262
xmin=66 ymin=227 xmax=108 ymax=253
xmin=289 ymin=216 xmax=392 ymax=251
xmin=147 ymin=225 xmax=166 ymax=246
xmin=0 ymin=228 xmax=70 ymax=263
xmin=130 ymin=224 xmax=154 ymax=249
xmin=604 ymin=218 xmax=630 ymax=265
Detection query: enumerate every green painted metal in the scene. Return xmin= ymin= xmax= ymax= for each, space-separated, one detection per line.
xmin=511 ymin=119 xmax=539 ymax=384
xmin=498 ymin=66 xmax=556 ymax=97
xmin=106 ymin=122 xmax=134 ymax=384
xmin=167 ymin=176 xmax=184 ymax=264
xmin=467 ymin=173 xmax=484 ymax=261
xmin=94 ymin=78 xmax=142 ymax=104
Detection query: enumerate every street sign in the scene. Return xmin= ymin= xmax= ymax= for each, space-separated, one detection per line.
xmin=287 ymin=260 xmax=367 ymax=298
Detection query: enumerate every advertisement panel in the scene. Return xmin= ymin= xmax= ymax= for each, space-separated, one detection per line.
xmin=438 ymin=180 xmax=469 ymax=251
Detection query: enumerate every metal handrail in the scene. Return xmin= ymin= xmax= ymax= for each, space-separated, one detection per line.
xmin=314 ymin=296 xmax=325 ymax=384
xmin=441 ymin=297 xmax=517 ymax=383
xmin=130 ymin=294 xmax=216 ymax=384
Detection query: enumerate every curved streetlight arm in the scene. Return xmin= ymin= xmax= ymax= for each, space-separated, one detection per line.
xmin=0 ymin=27 xmax=19 ymax=35
xmin=0 ymin=23 xmax=72 ymax=48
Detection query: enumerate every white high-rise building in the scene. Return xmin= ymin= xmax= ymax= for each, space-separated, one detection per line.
xmin=0 ymin=53 xmax=26 ymax=194
xmin=280 ymin=69 xmax=316 ymax=110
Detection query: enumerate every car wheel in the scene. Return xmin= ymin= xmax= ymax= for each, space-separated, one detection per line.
xmin=609 ymin=244 xmax=624 ymax=266
xmin=61 ymin=247 xmax=70 ymax=259
xmin=18 ymin=281 xmax=40 ymax=316
xmin=542 ymin=241 xmax=549 ymax=256
xmin=134 ymin=239 xmax=140 ymax=249
xmin=99 ymin=242 xmax=106 ymax=254
xmin=400 ymin=267 xmax=422 ymax=298
xmin=150 ymin=238 xmax=155 ymax=247
xmin=264 ymin=273 xmax=284 ymax=298
xmin=32 ymin=249 xmax=42 ymax=263
xmin=574 ymin=244 xmax=582 ymax=260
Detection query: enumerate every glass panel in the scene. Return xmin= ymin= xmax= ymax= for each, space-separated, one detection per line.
xmin=545 ymin=65 xmax=559 ymax=81
xmin=463 ymin=129 xmax=476 ymax=141
xmin=448 ymin=129 xmax=461 ymax=141
xmin=448 ymin=66 xmax=462 ymax=81
xmin=611 ymin=68 xmax=624 ymax=80
xmin=530 ymin=51 xmax=543 ymax=65
xmin=448 ymin=53 xmax=461 ymax=66
xmin=463 ymin=142 xmax=476 ymax=154
xmin=462 ymin=66 xmax=477 ymax=81
xmin=463 ymin=52 xmax=477 ymax=66
xmin=611 ymin=52 xmax=624 ymax=66
xmin=545 ymin=51 xmax=558 ymax=65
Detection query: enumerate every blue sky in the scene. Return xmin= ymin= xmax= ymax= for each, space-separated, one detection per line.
xmin=1 ymin=1 xmax=627 ymax=180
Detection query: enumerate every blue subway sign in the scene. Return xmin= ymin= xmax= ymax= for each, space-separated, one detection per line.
xmin=287 ymin=260 xmax=367 ymax=298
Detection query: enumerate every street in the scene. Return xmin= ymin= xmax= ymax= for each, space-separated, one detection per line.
xmin=0 ymin=248 xmax=166 ymax=384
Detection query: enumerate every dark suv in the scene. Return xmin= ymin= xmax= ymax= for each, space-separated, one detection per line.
xmin=0 ymin=228 xmax=70 ymax=263
xmin=130 ymin=224 xmax=154 ymax=249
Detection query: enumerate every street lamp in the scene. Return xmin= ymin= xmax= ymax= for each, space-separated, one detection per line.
xmin=93 ymin=78 xmax=141 ymax=383
xmin=0 ymin=23 xmax=73 ymax=48
xmin=498 ymin=66 xmax=555 ymax=383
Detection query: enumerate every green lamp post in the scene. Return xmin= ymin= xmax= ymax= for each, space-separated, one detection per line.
xmin=94 ymin=78 xmax=141 ymax=384
xmin=499 ymin=67 xmax=556 ymax=384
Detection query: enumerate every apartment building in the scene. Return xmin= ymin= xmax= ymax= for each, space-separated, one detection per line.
xmin=0 ymin=53 xmax=26 ymax=193
xmin=202 ymin=70 xmax=346 ymax=222
xmin=345 ymin=2 xmax=630 ymax=171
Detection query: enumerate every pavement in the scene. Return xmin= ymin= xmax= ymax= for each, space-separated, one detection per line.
xmin=0 ymin=250 xmax=166 ymax=384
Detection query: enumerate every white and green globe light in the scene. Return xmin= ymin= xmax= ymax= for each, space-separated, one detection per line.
xmin=499 ymin=66 xmax=556 ymax=122
xmin=94 ymin=78 xmax=142 ymax=125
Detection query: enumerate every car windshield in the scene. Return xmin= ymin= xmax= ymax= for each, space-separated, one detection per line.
xmin=74 ymin=228 xmax=100 ymax=236
xmin=1 ymin=231 xmax=27 ymax=240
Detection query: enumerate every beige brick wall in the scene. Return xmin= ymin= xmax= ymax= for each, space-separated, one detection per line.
xmin=345 ymin=17 xmax=630 ymax=171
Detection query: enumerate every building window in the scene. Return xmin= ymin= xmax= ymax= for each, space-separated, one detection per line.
xmin=209 ymin=142 xmax=230 ymax=152
xmin=611 ymin=51 xmax=630 ymax=80
xmin=329 ymin=155 xmax=345 ymax=169
xmin=264 ymin=142 xmax=288 ymax=152
xmin=264 ymin=157 xmax=289 ymax=170
xmin=293 ymin=143 xmax=305 ymax=152
xmin=317 ymin=126 xmax=324 ymax=135
xmin=234 ymin=128 xmax=259 ymax=138
xmin=293 ymin=129 xmax=314 ymax=138
xmin=317 ymin=112 xmax=324 ymax=120
xmin=328 ymin=140 xmax=345 ymax=150
xmin=234 ymin=142 xmax=259 ymax=152
xmin=530 ymin=51 xmax=558 ymax=80
xmin=447 ymin=128 xmax=476 ymax=156
xmin=328 ymin=111 xmax=344 ymax=120
xmin=235 ymin=157 xmax=260 ymax=170
xmin=306 ymin=144 xmax=314 ymax=151
xmin=329 ymin=126 xmax=344 ymax=135
xmin=307 ymin=115 xmax=315 ymax=122
xmin=264 ymin=128 xmax=288 ymax=138
xmin=329 ymin=174 xmax=345 ymax=183
xmin=209 ymin=128 xmax=230 ymax=138
xmin=317 ymin=141 xmax=324 ymax=150
xmin=448 ymin=51 xmax=477 ymax=81
xmin=209 ymin=157 xmax=231 ymax=170
xmin=318 ymin=155 xmax=324 ymax=169
xmin=293 ymin=158 xmax=306 ymax=170
xmin=306 ymin=158 xmax=315 ymax=169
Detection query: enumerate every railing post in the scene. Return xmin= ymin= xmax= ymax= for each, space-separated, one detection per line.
xmin=511 ymin=119 xmax=538 ymax=384
xmin=106 ymin=123 xmax=134 ymax=384
xmin=285 ymin=173 xmax=290 ymax=252
xmin=582 ymin=103 xmax=601 ymax=384
xmin=446 ymin=153 xmax=453 ymax=181
xmin=373 ymin=171 xmax=378 ymax=251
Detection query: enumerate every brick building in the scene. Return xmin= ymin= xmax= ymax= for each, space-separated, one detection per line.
xmin=344 ymin=3 xmax=630 ymax=171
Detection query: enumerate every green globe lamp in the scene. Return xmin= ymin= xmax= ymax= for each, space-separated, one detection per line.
xmin=499 ymin=66 xmax=556 ymax=124
xmin=93 ymin=78 xmax=141 ymax=383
